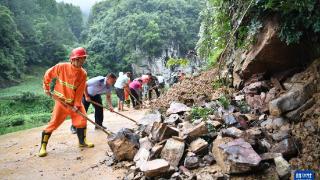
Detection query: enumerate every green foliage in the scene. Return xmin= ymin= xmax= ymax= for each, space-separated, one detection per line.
xmin=218 ymin=95 xmax=230 ymax=109
xmin=85 ymin=0 xmax=205 ymax=76
xmin=0 ymin=113 xmax=51 ymax=135
xmin=0 ymin=0 xmax=83 ymax=85
xmin=196 ymin=0 xmax=231 ymax=60
xmin=212 ymin=79 xmax=224 ymax=89
xmin=197 ymin=0 xmax=320 ymax=63
xmin=0 ymin=5 xmax=25 ymax=84
xmin=166 ymin=57 xmax=189 ymax=68
xmin=191 ymin=107 xmax=214 ymax=120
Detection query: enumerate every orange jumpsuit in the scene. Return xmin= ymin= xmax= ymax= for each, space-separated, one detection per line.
xmin=43 ymin=62 xmax=87 ymax=133
xmin=124 ymin=79 xmax=131 ymax=101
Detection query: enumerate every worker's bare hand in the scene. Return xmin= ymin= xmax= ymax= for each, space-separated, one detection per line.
xmin=109 ymin=107 xmax=114 ymax=112
xmin=45 ymin=90 xmax=51 ymax=97
xmin=85 ymin=96 xmax=91 ymax=102
xmin=71 ymin=106 xmax=79 ymax=112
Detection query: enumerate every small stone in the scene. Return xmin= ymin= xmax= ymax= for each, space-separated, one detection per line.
xmin=160 ymin=138 xmax=185 ymax=167
xmin=235 ymin=94 xmax=245 ymax=101
xmin=260 ymin=153 xmax=282 ymax=161
xmin=271 ymin=138 xmax=298 ymax=158
xmin=189 ymin=138 xmax=208 ymax=154
xmin=184 ymin=156 xmax=199 ymax=170
xmin=207 ymin=120 xmax=222 ymax=128
xmin=285 ymin=98 xmax=315 ymax=121
xmin=166 ymin=102 xmax=191 ymax=115
xmin=164 ymin=114 xmax=180 ymax=124
xmin=221 ymin=127 xmax=243 ymax=138
xmin=202 ymin=155 xmax=215 ymax=165
xmin=140 ymin=159 xmax=170 ymax=177
xmin=149 ymin=144 xmax=164 ymax=160
xmin=151 ymin=122 xmax=179 ymax=142
xmin=223 ymin=114 xmax=237 ymax=125
xmin=260 ymin=118 xmax=273 ymax=130
xmin=259 ymin=114 xmax=267 ymax=121
xmin=185 ymin=121 xmax=208 ymax=138
xmin=272 ymin=130 xmax=290 ymax=142
xmin=179 ymin=166 xmax=192 ymax=177
xmin=274 ymin=156 xmax=291 ymax=178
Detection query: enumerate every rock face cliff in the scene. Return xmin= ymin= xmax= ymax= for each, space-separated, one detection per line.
xmin=131 ymin=43 xmax=203 ymax=83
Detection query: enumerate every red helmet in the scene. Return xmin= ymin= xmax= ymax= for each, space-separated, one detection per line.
xmin=69 ymin=47 xmax=88 ymax=60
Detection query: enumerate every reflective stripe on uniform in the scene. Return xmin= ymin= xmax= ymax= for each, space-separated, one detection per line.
xmin=53 ymin=90 xmax=74 ymax=103
xmin=57 ymin=78 xmax=77 ymax=90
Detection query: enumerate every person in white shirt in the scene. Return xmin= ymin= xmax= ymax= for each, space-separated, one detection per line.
xmin=114 ymin=72 xmax=131 ymax=111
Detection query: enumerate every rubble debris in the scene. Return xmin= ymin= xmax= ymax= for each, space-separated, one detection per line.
xmin=221 ymin=127 xmax=243 ymax=138
xmin=160 ymin=138 xmax=185 ymax=167
xmin=223 ymin=114 xmax=237 ymax=125
xmin=149 ymin=144 xmax=164 ymax=160
xmin=140 ymin=159 xmax=170 ymax=177
xmin=188 ymin=138 xmax=208 ymax=155
xmin=285 ymin=98 xmax=315 ymax=121
xmin=151 ymin=122 xmax=179 ymax=142
xmin=212 ymin=136 xmax=261 ymax=174
xmin=203 ymin=154 xmax=215 ymax=165
xmin=164 ymin=114 xmax=180 ymax=124
xmin=260 ymin=153 xmax=282 ymax=161
xmin=184 ymin=121 xmax=208 ymax=138
xmin=271 ymin=130 xmax=290 ymax=142
xmin=107 ymin=128 xmax=140 ymax=161
xmin=184 ymin=156 xmax=200 ymax=170
xmin=274 ymin=156 xmax=291 ymax=178
xmin=133 ymin=138 xmax=152 ymax=168
xmin=166 ymin=102 xmax=191 ymax=115
xmin=269 ymin=82 xmax=316 ymax=116
xmin=271 ymin=138 xmax=299 ymax=158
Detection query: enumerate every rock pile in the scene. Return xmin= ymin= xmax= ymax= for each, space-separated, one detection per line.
xmin=106 ymin=59 xmax=319 ymax=179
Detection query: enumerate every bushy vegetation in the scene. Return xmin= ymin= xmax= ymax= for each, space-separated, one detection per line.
xmin=0 ymin=0 xmax=84 ymax=86
xmin=197 ymin=0 xmax=320 ymax=65
xmin=84 ymin=0 xmax=205 ymax=76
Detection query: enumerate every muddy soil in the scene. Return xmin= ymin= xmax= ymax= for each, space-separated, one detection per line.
xmin=0 ymin=108 xmax=147 ymax=180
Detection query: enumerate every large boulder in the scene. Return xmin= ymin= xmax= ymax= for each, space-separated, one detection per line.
xmin=212 ymin=136 xmax=261 ymax=174
xmin=236 ymin=17 xmax=306 ymax=81
xmin=107 ymin=128 xmax=140 ymax=161
xmin=160 ymin=138 xmax=185 ymax=167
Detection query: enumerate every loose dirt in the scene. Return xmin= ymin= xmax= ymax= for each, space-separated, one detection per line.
xmin=0 ymin=108 xmax=148 ymax=180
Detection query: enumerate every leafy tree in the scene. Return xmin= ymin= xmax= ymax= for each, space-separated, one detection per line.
xmin=85 ymin=0 xmax=205 ymax=76
xmin=0 ymin=5 xmax=25 ymax=84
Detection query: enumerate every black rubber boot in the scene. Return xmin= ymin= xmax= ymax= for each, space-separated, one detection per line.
xmin=76 ymin=128 xmax=94 ymax=148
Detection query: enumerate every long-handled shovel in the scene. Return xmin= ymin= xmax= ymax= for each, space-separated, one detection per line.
xmin=88 ymin=100 xmax=139 ymax=125
xmin=50 ymin=93 xmax=112 ymax=136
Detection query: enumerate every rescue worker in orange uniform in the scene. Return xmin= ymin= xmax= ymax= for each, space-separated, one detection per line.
xmin=38 ymin=47 xmax=94 ymax=157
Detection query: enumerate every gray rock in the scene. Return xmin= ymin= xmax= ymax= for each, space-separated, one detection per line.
xmin=188 ymin=138 xmax=208 ymax=154
xmin=149 ymin=144 xmax=164 ymax=160
xmin=285 ymin=98 xmax=315 ymax=121
xmin=161 ymin=138 xmax=185 ymax=167
xmin=134 ymin=138 xmax=152 ymax=168
xmin=274 ymin=156 xmax=291 ymax=178
xmin=166 ymin=102 xmax=191 ymax=115
xmin=221 ymin=127 xmax=243 ymax=138
xmin=185 ymin=121 xmax=208 ymax=138
xmin=260 ymin=153 xmax=282 ymax=161
xmin=272 ymin=130 xmax=290 ymax=142
xmin=164 ymin=114 xmax=180 ymax=124
xmin=140 ymin=159 xmax=170 ymax=177
xmin=107 ymin=128 xmax=140 ymax=161
xmin=258 ymin=139 xmax=272 ymax=152
xmin=151 ymin=122 xmax=179 ymax=142
xmin=223 ymin=114 xmax=238 ymax=125
xmin=202 ymin=154 xmax=215 ymax=165
xmin=271 ymin=138 xmax=298 ymax=158
xmin=212 ymin=136 xmax=261 ymax=174
xmin=139 ymin=110 xmax=162 ymax=126
xmin=184 ymin=156 xmax=199 ymax=170
xmin=269 ymin=82 xmax=316 ymax=116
